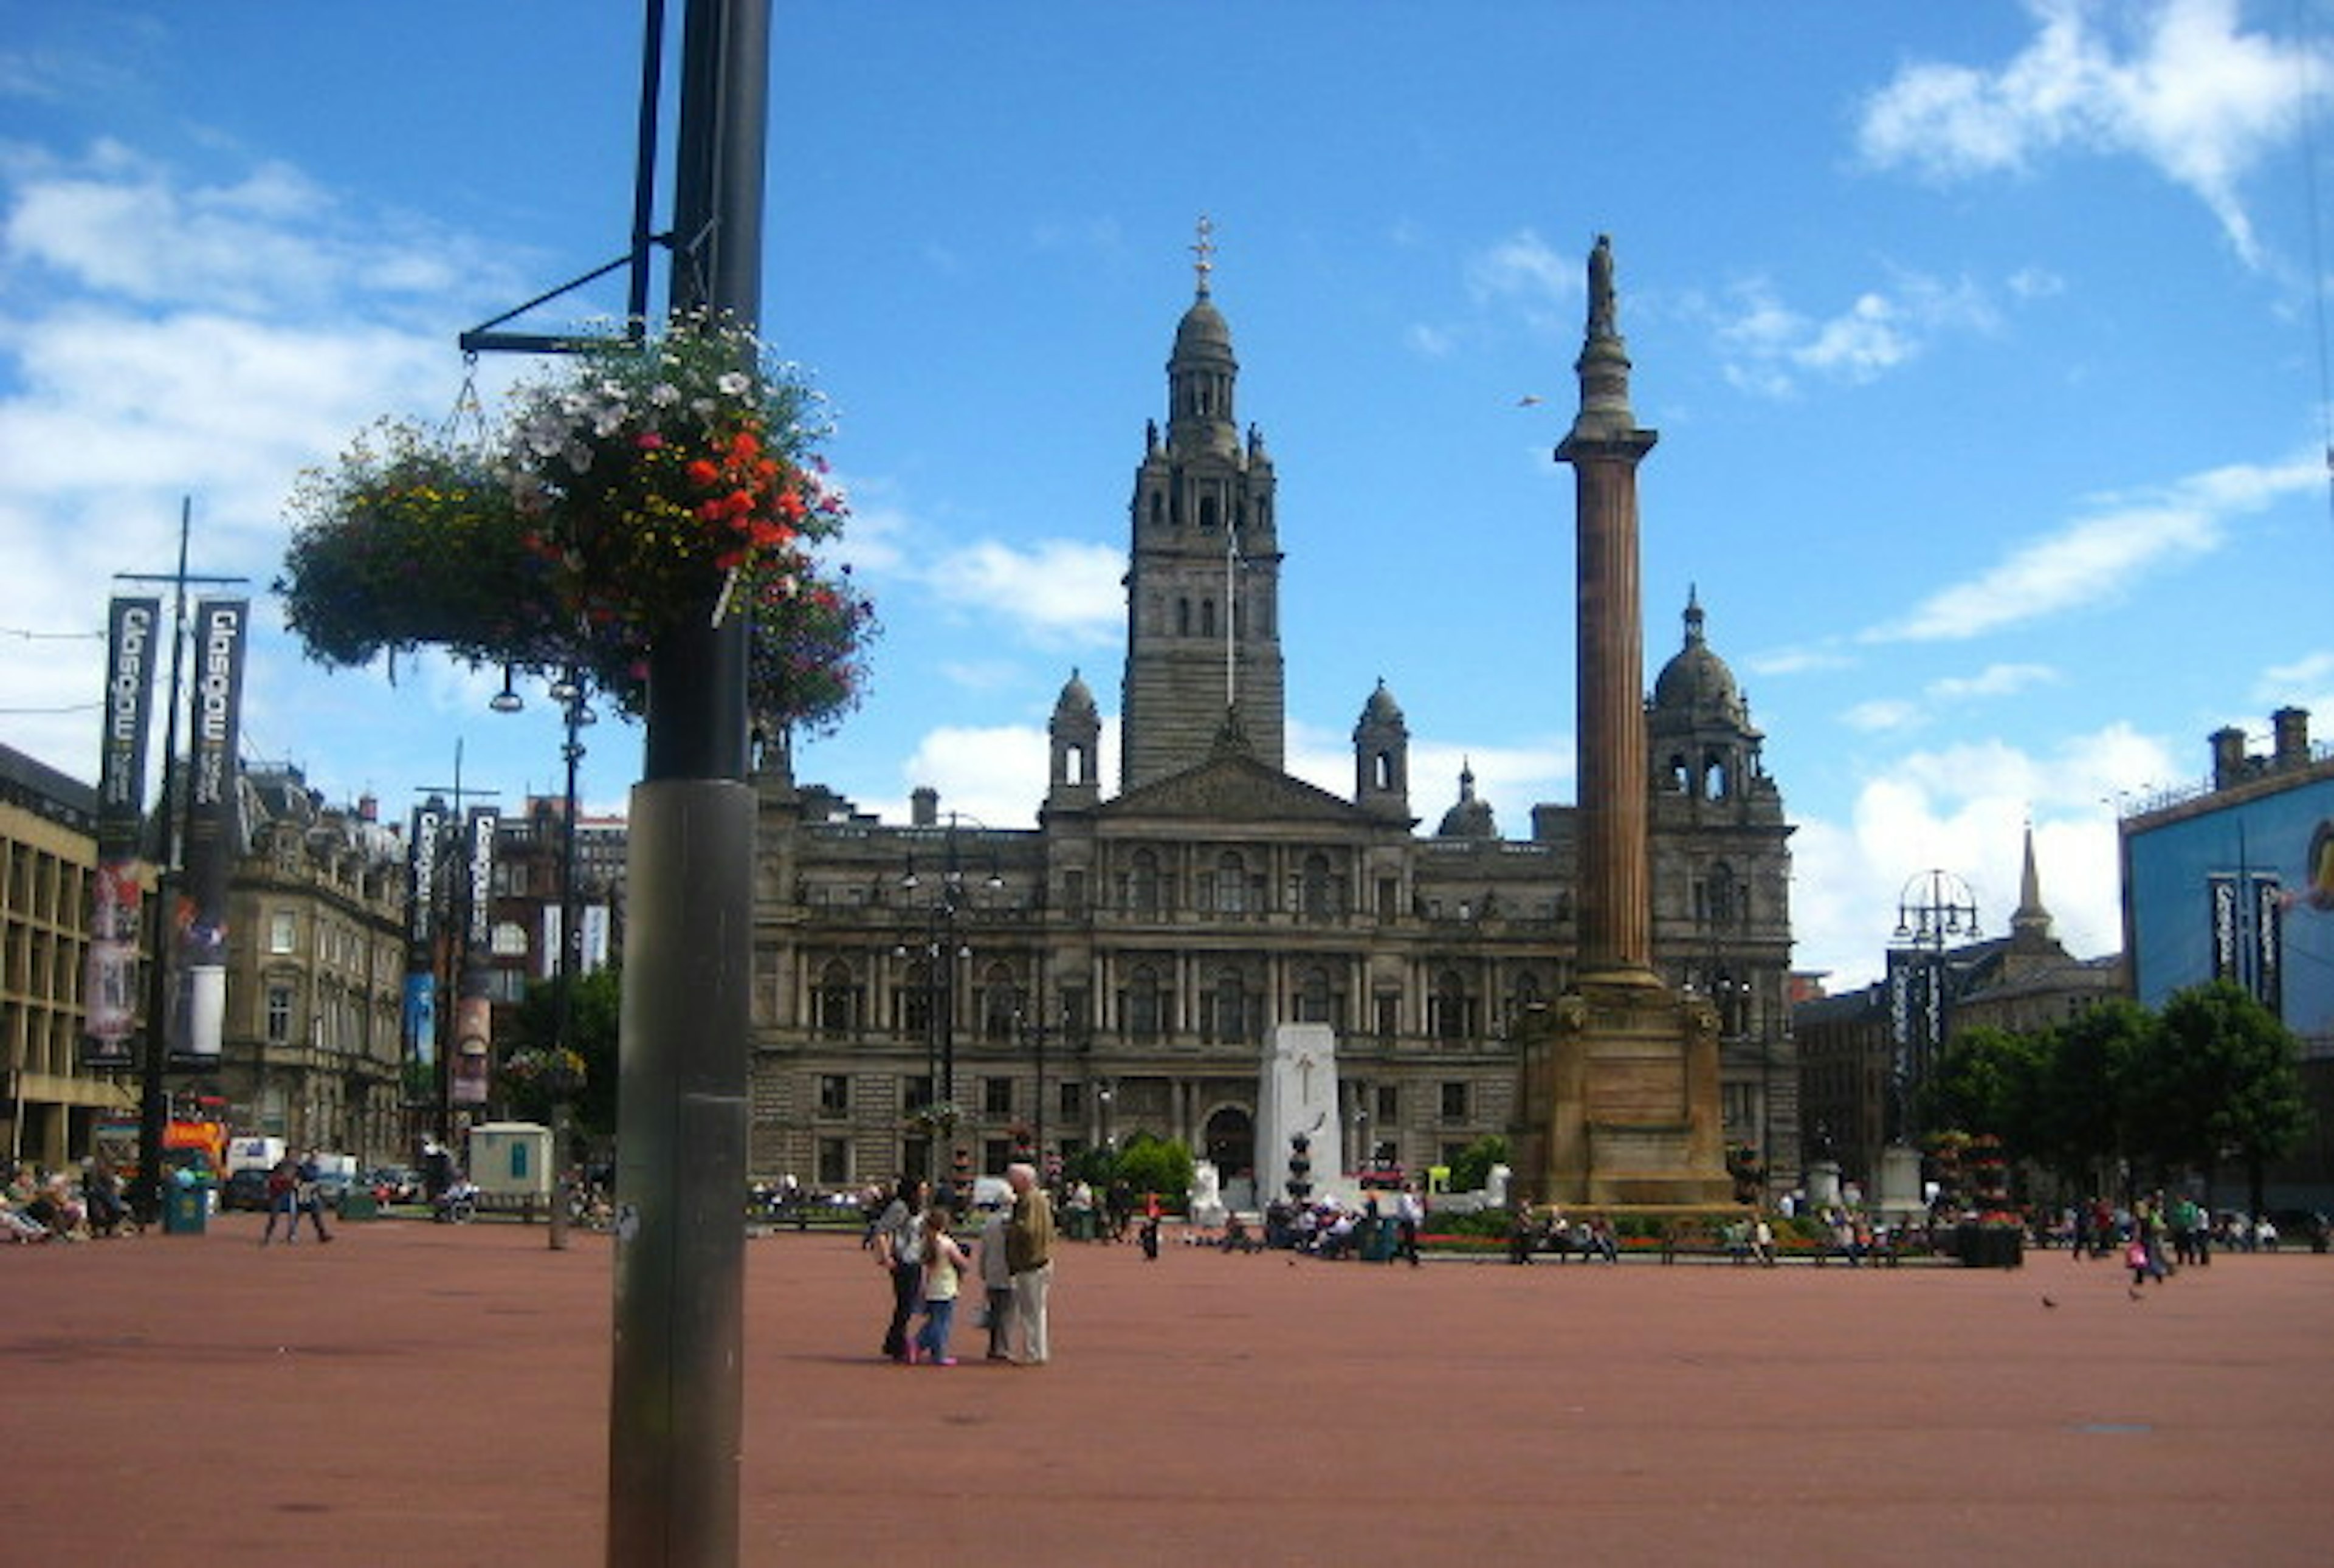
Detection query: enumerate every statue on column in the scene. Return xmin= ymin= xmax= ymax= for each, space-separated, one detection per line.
xmin=1586 ymin=233 xmax=1617 ymax=339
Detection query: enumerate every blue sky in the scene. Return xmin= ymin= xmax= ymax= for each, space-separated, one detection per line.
xmin=5 ymin=1 xmax=2332 ymax=991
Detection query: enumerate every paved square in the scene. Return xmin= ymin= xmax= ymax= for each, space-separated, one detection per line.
xmin=7 ymin=1214 xmax=2330 ymax=1565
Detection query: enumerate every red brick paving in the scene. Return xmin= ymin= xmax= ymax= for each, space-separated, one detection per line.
xmin=5 ymin=1212 xmax=2332 ymax=1566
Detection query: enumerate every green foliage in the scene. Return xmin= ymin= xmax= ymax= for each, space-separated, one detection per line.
xmin=1111 ymin=1132 xmax=1196 ymax=1208
xmin=2132 ymin=979 xmax=2312 ymax=1212
xmin=504 ymin=966 xmax=622 ymax=1143
xmin=2029 ymin=998 xmax=2152 ymax=1188
xmin=1447 ymin=1133 xmax=1509 ymax=1194
xmin=1918 ymin=1024 xmax=2043 ymax=1149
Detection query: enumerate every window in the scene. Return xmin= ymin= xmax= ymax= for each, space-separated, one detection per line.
xmin=818 ymin=1075 xmax=850 ymax=1116
xmin=1375 ymin=992 xmax=1401 ymax=1044
xmin=1125 ymin=965 xmax=1165 ymax=1042
xmin=816 ymin=961 xmax=858 ymax=1037
xmin=1202 ymin=966 xmax=1246 ymax=1044
xmin=1211 ymin=851 xmax=1248 ymax=915
xmin=1374 ymin=1084 xmax=1398 ymax=1124
xmin=1440 ymin=1081 xmax=1470 ymax=1123
xmin=983 ymin=1076 xmax=1014 ymax=1117
xmin=983 ymin=1138 xmax=1015 ymax=1175
xmin=1064 ymin=868 xmax=1087 ymax=915
xmin=268 ymin=910 xmax=297 ymax=955
xmin=904 ymin=1075 xmax=934 ymax=1113
xmin=816 ymin=1136 xmax=850 ymax=1187
xmin=1058 ymin=1081 xmax=1083 ymax=1119
xmin=1295 ymin=966 xmax=1329 ymax=1024
xmin=1129 ymin=851 xmax=1162 ymax=918
xmin=980 ymin=963 xmax=1019 ymax=1042
xmin=265 ymin=985 xmax=294 ymax=1045
xmin=1299 ymin=853 xmax=1336 ymax=920
xmin=1429 ymin=971 xmax=1475 ymax=1042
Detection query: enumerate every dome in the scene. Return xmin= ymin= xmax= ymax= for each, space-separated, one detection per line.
xmin=1172 ymin=295 xmax=1234 ymax=362
xmin=1053 ymin=667 xmax=1098 ymax=720
xmin=1435 ymin=762 xmax=1498 ymax=840
xmin=1357 ymin=678 xmax=1406 ymax=729
xmin=1651 ymin=592 xmax=1748 ymax=727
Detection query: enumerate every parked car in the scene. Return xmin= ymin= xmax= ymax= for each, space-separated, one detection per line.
xmin=221 ymin=1167 xmax=274 ymax=1211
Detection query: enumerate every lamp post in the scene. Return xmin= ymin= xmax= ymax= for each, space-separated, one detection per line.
xmin=1887 ymin=869 xmax=1979 ymax=1152
xmin=490 ymin=664 xmax=596 ymax=1250
xmin=898 ymin=814 xmax=1000 ymax=1192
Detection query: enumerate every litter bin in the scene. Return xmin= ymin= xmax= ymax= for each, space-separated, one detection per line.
xmin=339 ymin=1189 xmax=379 ymax=1222
xmin=162 ymin=1184 xmax=208 ymax=1236
xmin=1360 ymin=1217 xmax=1397 ymax=1263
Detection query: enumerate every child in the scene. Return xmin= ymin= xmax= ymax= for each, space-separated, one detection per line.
xmin=914 ymin=1206 xmax=974 ymax=1367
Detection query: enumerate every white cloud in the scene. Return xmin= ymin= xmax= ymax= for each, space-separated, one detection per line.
xmin=1465 ymin=228 xmax=1574 ymax=306
xmin=1871 ymin=453 xmax=2320 ymax=641
xmin=1842 ymin=698 xmax=1923 ymax=734
xmin=1789 ymin=720 xmax=2178 ymax=988
xmin=918 ymin=537 xmax=1123 ymax=648
xmin=1929 ymin=662 xmax=2060 ymax=703
xmin=1710 ymin=269 xmax=1999 ymax=396
xmin=1856 ymin=0 xmax=2322 ymax=267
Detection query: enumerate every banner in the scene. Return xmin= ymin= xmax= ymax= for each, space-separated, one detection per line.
xmin=449 ymin=806 xmax=498 ymax=1107
xmin=82 ymin=596 xmax=160 ymax=1068
xmin=171 ymin=597 xmax=247 ymax=1067
xmin=2253 ymin=873 xmax=2284 ymax=1017
xmin=405 ymin=802 xmax=445 ymax=1070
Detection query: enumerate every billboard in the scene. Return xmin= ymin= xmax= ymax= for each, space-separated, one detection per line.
xmin=2127 ymin=772 xmax=2334 ymax=1048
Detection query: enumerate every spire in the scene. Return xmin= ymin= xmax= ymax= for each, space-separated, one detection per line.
xmin=1191 ymin=213 xmax=1215 ymax=300
xmin=2011 ymin=822 xmax=2054 ymax=942
xmin=1683 ymin=583 xmax=1705 ymax=647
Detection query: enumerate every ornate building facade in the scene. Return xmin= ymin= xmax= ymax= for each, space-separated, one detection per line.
xmin=747 ymin=263 xmax=1797 ymax=1202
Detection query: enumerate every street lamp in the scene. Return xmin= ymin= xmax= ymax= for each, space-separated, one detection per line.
xmin=1887 ymin=868 xmax=1979 ymax=1155
xmin=489 ymin=663 xmax=596 ymax=1250
xmin=898 ymin=814 xmax=1000 ymax=1188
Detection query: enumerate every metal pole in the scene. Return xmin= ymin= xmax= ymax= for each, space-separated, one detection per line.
xmin=549 ymin=676 xmax=582 ymax=1251
xmin=130 ymin=502 xmax=191 ymax=1225
xmin=608 ymin=2 xmax=765 ymax=1564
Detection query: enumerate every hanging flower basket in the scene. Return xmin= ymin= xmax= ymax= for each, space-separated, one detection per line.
xmin=275 ymin=312 xmax=877 ymax=737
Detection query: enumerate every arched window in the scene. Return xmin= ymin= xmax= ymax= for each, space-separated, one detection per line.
xmin=1200 ymin=493 xmax=1219 ymax=532
xmin=1701 ymin=751 xmax=1730 ymax=800
xmin=1177 ymin=598 xmax=1191 ymax=636
xmin=1296 ymin=965 xmax=1334 ymax=1025
xmin=898 ymin=958 xmax=934 ymax=1036
xmin=1428 ymin=969 xmax=1475 ymax=1042
xmin=1211 ymin=850 xmax=1248 ymax=915
xmin=815 ymin=959 xmax=857 ymax=1037
xmin=980 ymin=961 xmax=1019 ymax=1042
xmin=1201 ymin=599 xmax=1217 ymax=638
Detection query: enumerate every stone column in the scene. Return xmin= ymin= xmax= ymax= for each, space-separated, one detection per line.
xmin=1555 ymin=234 xmax=1658 ymax=985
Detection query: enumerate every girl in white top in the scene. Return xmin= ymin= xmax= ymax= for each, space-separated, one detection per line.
xmin=912 ymin=1206 xmax=974 ymax=1366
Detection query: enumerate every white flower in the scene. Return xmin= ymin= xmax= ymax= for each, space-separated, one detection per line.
xmin=716 ymin=370 xmax=751 ymax=399
xmin=563 ymin=441 xmax=594 ymax=473
xmin=650 ymin=383 xmax=681 ymax=407
xmin=591 ymin=407 xmax=628 ymax=439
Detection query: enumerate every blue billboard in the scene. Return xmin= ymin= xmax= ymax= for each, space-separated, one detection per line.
xmin=2127 ymin=773 xmax=2334 ymax=1049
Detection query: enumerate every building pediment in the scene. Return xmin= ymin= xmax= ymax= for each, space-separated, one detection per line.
xmin=1103 ymin=755 xmax=1366 ymax=827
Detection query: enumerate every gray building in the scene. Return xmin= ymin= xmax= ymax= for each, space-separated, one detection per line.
xmin=747 ymin=268 xmax=1798 ymax=1201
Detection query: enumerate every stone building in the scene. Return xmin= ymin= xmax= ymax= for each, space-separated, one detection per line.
xmin=1792 ymin=829 xmax=2119 ymax=1194
xmin=746 ymin=263 xmax=1797 ymax=1203
xmin=209 ymin=765 xmax=410 ymax=1162
xmin=0 ymin=743 xmax=128 ymax=1168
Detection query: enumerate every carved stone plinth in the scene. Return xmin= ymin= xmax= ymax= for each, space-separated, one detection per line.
xmin=1512 ymin=979 xmax=1732 ymax=1207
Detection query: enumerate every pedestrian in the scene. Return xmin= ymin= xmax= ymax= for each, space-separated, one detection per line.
xmin=873 ymin=1177 xmax=928 ymax=1363
xmin=977 ymin=1197 xmax=1014 ymax=1361
xmin=912 ymin=1206 xmax=973 ymax=1367
xmin=1394 ymin=1182 xmax=1424 ymax=1267
xmin=1005 ymin=1162 xmax=1056 ymax=1366
xmin=293 ymin=1150 xmax=335 ymax=1243
xmin=260 ymin=1156 xmax=300 ymax=1245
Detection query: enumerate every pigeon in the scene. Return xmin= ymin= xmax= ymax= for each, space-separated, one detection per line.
xmin=2041 ymin=1295 xmax=2057 ymax=1308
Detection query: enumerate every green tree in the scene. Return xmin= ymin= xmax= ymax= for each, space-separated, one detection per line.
xmin=2026 ymin=998 xmax=2151 ymax=1194
xmin=2130 ymin=979 xmax=2312 ymax=1217
xmin=1448 ymin=1134 xmax=1509 ymax=1194
xmin=502 ymin=966 xmax=622 ymax=1144
xmin=1918 ymin=1024 xmax=2043 ymax=1149
xmin=1112 ymin=1132 xmax=1196 ymax=1209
